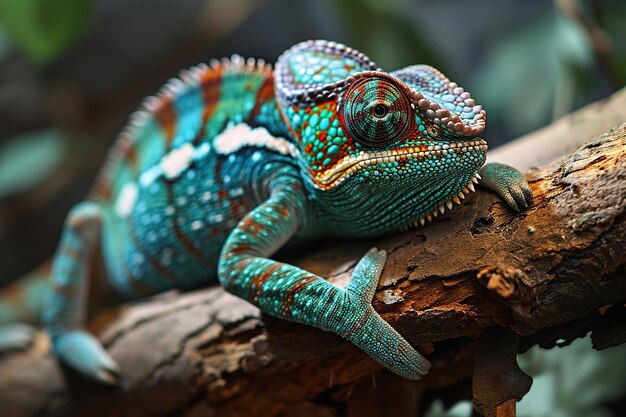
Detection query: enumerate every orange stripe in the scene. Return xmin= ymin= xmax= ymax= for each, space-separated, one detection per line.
xmin=124 ymin=144 xmax=139 ymax=174
xmin=281 ymin=275 xmax=317 ymax=317
xmin=248 ymin=263 xmax=282 ymax=302
xmin=342 ymin=309 xmax=372 ymax=339
xmin=164 ymin=182 xmax=212 ymax=266
xmin=247 ymin=75 xmax=275 ymax=124
xmin=195 ymin=66 xmax=223 ymax=145
xmin=155 ymin=95 xmax=177 ymax=148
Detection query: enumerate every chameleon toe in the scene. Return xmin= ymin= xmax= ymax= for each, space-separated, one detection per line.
xmin=96 ymin=368 xmax=121 ymax=386
xmin=479 ymin=162 xmax=533 ymax=211
xmin=502 ymin=191 xmax=520 ymax=212
xmin=393 ymin=346 xmax=431 ymax=380
xmin=52 ymin=330 xmax=121 ymax=385
xmin=510 ymin=185 xmax=528 ymax=209
xmin=522 ymin=183 xmax=534 ymax=205
xmin=346 ymin=248 xmax=387 ymax=300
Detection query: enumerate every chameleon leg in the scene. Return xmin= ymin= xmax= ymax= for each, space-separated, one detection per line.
xmin=42 ymin=201 xmax=120 ymax=385
xmin=218 ymin=181 xmax=430 ymax=379
xmin=343 ymin=248 xmax=431 ymax=378
xmin=479 ymin=162 xmax=533 ymax=211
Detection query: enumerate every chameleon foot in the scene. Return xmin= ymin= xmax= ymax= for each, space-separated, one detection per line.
xmin=340 ymin=248 xmax=431 ymax=379
xmin=0 ymin=323 xmax=36 ymax=352
xmin=52 ymin=330 xmax=120 ymax=385
xmin=479 ymin=162 xmax=533 ymax=211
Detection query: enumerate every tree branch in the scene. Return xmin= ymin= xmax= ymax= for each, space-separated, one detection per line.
xmin=1 ymin=93 xmax=625 ymax=417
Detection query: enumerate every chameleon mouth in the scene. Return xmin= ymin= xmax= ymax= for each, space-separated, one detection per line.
xmin=399 ymin=170 xmax=482 ymax=230
xmin=313 ymin=138 xmax=488 ymax=189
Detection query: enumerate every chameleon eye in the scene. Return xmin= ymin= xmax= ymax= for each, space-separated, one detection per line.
xmin=340 ymin=75 xmax=413 ymax=148
xmin=373 ymin=103 xmax=388 ymax=118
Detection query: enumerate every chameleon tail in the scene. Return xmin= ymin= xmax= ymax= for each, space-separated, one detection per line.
xmin=0 ymin=261 xmax=51 ymax=325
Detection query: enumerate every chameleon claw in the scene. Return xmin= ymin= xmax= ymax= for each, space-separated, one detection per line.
xmin=522 ymin=183 xmax=534 ymax=204
xmin=505 ymin=194 xmax=520 ymax=211
xmin=346 ymin=248 xmax=386 ymax=301
xmin=510 ymin=185 xmax=528 ymax=209
xmin=52 ymin=330 xmax=121 ymax=385
xmin=478 ymin=162 xmax=533 ymax=211
xmin=96 ymin=367 xmax=121 ymax=386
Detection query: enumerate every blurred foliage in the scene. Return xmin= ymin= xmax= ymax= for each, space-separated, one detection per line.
xmin=0 ymin=0 xmax=89 ymax=64
xmin=424 ymin=338 xmax=626 ymax=417
xmin=334 ymin=0 xmax=441 ymax=71
xmin=597 ymin=2 xmax=626 ymax=76
xmin=0 ymin=27 xmax=10 ymax=59
xmin=424 ymin=400 xmax=472 ymax=417
xmin=473 ymin=10 xmax=593 ymax=137
xmin=0 ymin=129 xmax=67 ymax=198
xmin=517 ymin=338 xmax=626 ymax=417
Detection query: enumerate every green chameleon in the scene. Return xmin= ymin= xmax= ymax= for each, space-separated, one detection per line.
xmin=0 ymin=40 xmax=532 ymax=384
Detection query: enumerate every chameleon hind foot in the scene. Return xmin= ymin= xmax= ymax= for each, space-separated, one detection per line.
xmin=43 ymin=202 xmax=120 ymax=384
xmin=0 ymin=323 xmax=37 ymax=352
xmin=479 ymin=162 xmax=533 ymax=211
xmin=53 ymin=330 xmax=120 ymax=385
xmin=340 ymin=248 xmax=431 ymax=379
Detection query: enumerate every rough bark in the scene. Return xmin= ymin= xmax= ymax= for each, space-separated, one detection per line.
xmin=0 ymin=97 xmax=625 ymax=417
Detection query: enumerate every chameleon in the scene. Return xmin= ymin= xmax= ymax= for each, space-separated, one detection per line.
xmin=0 ymin=40 xmax=532 ymax=384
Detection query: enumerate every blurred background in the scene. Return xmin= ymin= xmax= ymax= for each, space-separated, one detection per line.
xmin=0 ymin=0 xmax=624 ymax=416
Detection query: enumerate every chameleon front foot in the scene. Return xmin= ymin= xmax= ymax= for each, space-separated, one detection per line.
xmin=479 ymin=162 xmax=533 ymax=211
xmin=0 ymin=323 xmax=37 ymax=352
xmin=340 ymin=248 xmax=431 ymax=379
xmin=52 ymin=330 xmax=121 ymax=385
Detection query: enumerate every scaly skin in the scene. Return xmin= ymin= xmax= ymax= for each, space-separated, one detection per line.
xmin=0 ymin=40 xmax=532 ymax=384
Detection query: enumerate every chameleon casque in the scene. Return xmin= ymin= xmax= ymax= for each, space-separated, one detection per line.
xmin=0 ymin=40 xmax=532 ymax=384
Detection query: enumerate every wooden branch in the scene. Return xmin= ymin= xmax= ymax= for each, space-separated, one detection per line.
xmin=1 ymin=117 xmax=625 ymax=415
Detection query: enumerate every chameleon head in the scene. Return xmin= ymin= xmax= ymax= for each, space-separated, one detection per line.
xmin=276 ymin=40 xmax=487 ymax=235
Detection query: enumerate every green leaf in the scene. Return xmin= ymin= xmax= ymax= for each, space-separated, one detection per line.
xmin=0 ymin=0 xmax=90 ymax=64
xmin=472 ymin=11 xmax=593 ymax=137
xmin=0 ymin=129 xmax=67 ymax=198
xmin=424 ymin=399 xmax=472 ymax=417
xmin=517 ymin=338 xmax=626 ymax=417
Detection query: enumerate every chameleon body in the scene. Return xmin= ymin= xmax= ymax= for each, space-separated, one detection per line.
xmin=0 ymin=40 xmax=532 ymax=384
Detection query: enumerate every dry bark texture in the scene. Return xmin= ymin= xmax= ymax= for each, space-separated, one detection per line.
xmin=0 ymin=110 xmax=625 ymax=416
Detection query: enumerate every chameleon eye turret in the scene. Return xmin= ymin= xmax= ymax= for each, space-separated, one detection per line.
xmin=339 ymin=74 xmax=414 ymax=148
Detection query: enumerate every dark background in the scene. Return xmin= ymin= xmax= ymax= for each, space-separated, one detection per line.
xmin=0 ymin=1 xmax=624 ymax=415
